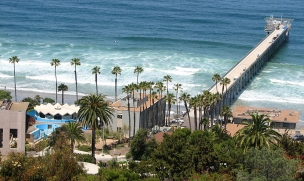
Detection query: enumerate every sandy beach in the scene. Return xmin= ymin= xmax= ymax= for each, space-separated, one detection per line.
xmin=4 ymin=88 xmax=114 ymax=105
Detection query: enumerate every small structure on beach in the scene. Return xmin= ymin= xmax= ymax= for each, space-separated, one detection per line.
xmin=232 ymin=106 xmax=299 ymax=129
xmin=34 ymin=103 xmax=79 ymax=122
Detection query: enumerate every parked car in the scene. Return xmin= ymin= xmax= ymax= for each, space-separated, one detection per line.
xmin=170 ymin=119 xmax=177 ymax=124
xmin=177 ymin=118 xmax=184 ymax=124
xmin=292 ymin=134 xmax=304 ymax=142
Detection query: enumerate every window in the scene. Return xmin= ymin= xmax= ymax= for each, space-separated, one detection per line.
xmin=283 ymin=123 xmax=289 ymax=128
xmin=10 ymin=129 xmax=18 ymax=148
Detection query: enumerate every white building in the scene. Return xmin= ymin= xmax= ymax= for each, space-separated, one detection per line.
xmin=0 ymin=100 xmax=29 ymax=155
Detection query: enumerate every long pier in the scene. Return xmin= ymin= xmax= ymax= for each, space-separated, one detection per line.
xmin=209 ymin=16 xmax=293 ymax=118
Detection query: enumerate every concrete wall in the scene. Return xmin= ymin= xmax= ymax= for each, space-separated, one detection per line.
xmin=0 ymin=110 xmax=26 ymax=155
xmin=121 ymin=110 xmax=140 ymax=137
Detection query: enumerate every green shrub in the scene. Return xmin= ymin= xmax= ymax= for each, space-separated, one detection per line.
xmin=77 ymin=145 xmax=91 ymax=152
xmin=34 ymin=140 xmax=49 ymax=152
xmin=75 ymin=153 xmax=94 ymax=163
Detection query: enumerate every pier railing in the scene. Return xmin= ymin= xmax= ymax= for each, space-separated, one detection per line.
xmin=208 ymin=31 xmax=274 ymax=92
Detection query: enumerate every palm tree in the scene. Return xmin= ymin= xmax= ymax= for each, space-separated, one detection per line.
xmin=150 ymin=91 xmax=158 ymax=127
xmin=180 ymin=92 xmax=191 ymax=130
xmin=173 ymin=83 xmax=182 ymax=117
xmin=234 ymin=112 xmax=282 ymax=152
xmin=154 ymin=81 xmax=165 ymax=99
xmin=220 ymin=77 xmax=231 ymax=106
xmin=111 ymin=66 xmax=122 ymax=102
xmin=190 ymin=96 xmax=200 ymax=130
xmin=122 ymin=85 xmax=132 ymax=137
xmin=147 ymin=81 xmax=155 ymax=106
xmin=220 ymin=105 xmax=232 ymax=131
xmin=164 ymin=93 xmax=176 ymax=126
xmin=62 ymin=122 xmax=86 ymax=152
xmin=154 ymin=81 xmax=166 ymax=126
xmin=141 ymin=81 xmax=149 ymax=109
xmin=34 ymin=95 xmax=43 ymax=104
xmin=92 ymin=66 xmax=100 ymax=95
xmin=163 ymin=75 xmax=172 ymax=95
xmin=129 ymin=83 xmax=138 ymax=136
xmin=71 ymin=58 xmax=81 ymax=104
xmin=50 ymin=59 xmax=61 ymax=103
xmin=58 ymin=83 xmax=68 ymax=104
xmin=134 ymin=66 xmax=144 ymax=85
xmin=77 ymin=93 xmax=114 ymax=163
xmin=212 ymin=73 xmax=221 ymax=93
xmin=9 ymin=56 xmax=20 ymax=102
xmin=202 ymin=90 xmax=212 ymax=120
xmin=210 ymin=92 xmax=221 ymax=127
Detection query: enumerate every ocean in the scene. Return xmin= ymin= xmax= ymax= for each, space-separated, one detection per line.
xmin=0 ymin=1 xmax=304 ymax=123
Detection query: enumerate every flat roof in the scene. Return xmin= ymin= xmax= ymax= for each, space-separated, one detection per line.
xmin=233 ymin=106 xmax=299 ymax=123
xmin=154 ymin=132 xmax=173 ymax=143
xmin=10 ymin=102 xmax=29 ymax=111
xmin=226 ymin=123 xmax=246 ymax=136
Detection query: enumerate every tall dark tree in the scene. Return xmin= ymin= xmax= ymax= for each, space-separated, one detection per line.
xmin=180 ymin=92 xmax=191 ymax=130
xmin=9 ymin=56 xmax=20 ymax=102
xmin=163 ymin=75 xmax=172 ymax=95
xmin=111 ymin=66 xmax=122 ymax=102
xmin=50 ymin=59 xmax=61 ymax=103
xmin=212 ymin=73 xmax=221 ymax=93
xmin=220 ymin=77 xmax=231 ymax=106
xmin=92 ymin=66 xmax=100 ymax=95
xmin=58 ymin=83 xmax=68 ymax=105
xmin=220 ymin=105 xmax=232 ymax=131
xmin=122 ymin=84 xmax=132 ymax=137
xmin=147 ymin=81 xmax=154 ymax=106
xmin=134 ymin=66 xmax=143 ymax=85
xmin=71 ymin=58 xmax=81 ymax=104
xmin=173 ymin=83 xmax=182 ymax=117
xmin=77 ymin=93 xmax=113 ymax=163
xmin=130 ymin=83 xmax=138 ymax=136
xmin=154 ymin=81 xmax=166 ymax=126
xmin=164 ymin=93 xmax=176 ymax=126
xmin=190 ymin=95 xmax=200 ymax=130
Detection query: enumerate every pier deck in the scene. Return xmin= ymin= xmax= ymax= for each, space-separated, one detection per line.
xmin=209 ymin=25 xmax=285 ymax=94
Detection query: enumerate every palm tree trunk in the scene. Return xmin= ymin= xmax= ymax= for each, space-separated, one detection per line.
xmin=184 ymin=101 xmax=191 ymax=131
xmin=95 ymin=74 xmax=98 ymax=95
xmin=133 ymin=92 xmax=136 ymax=136
xmin=55 ymin=67 xmax=58 ymax=103
xmin=166 ymin=81 xmax=169 ymax=95
xmin=199 ymin=106 xmax=202 ymax=127
xmin=127 ymin=97 xmax=131 ymax=138
xmin=176 ymin=92 xmax=178 ymax=118
xmin=194 ymin=106 xmax=197 ymax=130
xmin=71 ymin=140 xmax=74 ymax=152
xmin=62 ymin=91 xmax=64 ymax=104
xmin=168 ymin=102 xmax=171 ymax=126
xmin=210 ymin=103 xmax=214 ymax=127
xmin=13 ymin=63 xmax=17 ymax=102
xmin=91 ymin=127 xmax=96 ymax=164
xmin=115 ymin=75 xmax=118 ymax=102
xmin=75 ymin=66 xmax=78 ymax=104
